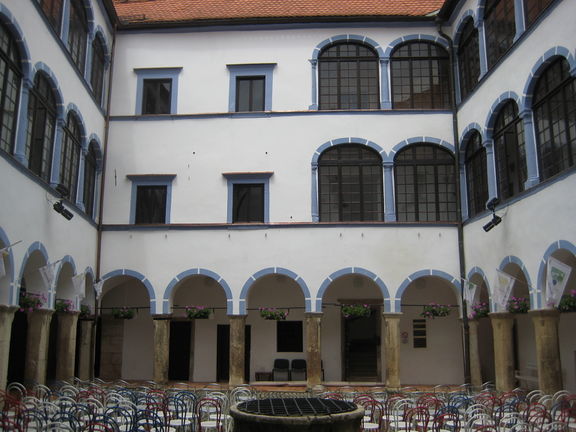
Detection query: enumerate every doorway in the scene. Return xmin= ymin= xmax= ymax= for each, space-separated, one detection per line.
xmin=343 ymin=307 xmax=379 ymax=381
xmin=169 ymin=321 xmax=192 ymax=381
xmin=216 ymin=324 xmax=251 ymax=382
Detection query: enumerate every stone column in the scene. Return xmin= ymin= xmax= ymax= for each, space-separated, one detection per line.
xmin=382 ymin=313 xmax=402 ymax=389
xmin=55 ymin=312 xmax=79 ymax=382
xmin=25 ymin=309 xmax=54 ymax=386
xmin=152 ymin=316 xmax=171 ymax=384
xmin=0 ymin=306 xmax=18 ymax=390
xmin=229 ymin=315 xmax=246 ymax=387
xmin=76 ymin=318 xmax=95 ymax=381
xmin=468 ymin=319 xmax=483 ymax=389
xmin=305 ymin=313 xmax=323 ymax=389
xmin=529 ymin=309 xmax=563 ymax=394
xmin=489 ymin=312 xmax=515 ymax=392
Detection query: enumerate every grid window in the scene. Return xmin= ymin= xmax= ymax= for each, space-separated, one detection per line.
xmin=0 ymin=23 xmax=22 ymax=155
xmin=277 ymin=321 xmax=303 ymax=353
xmin=391 ymin=42 xmax=451 ymax=109
xmin=60 ymin=114 xmax=82 ymax=203
xmin=318 ymin=145 xmax=383 ymax=222
xmin=142 ymin=79 xmax=172 ymax=115
xmin=318 ymin=42 xmax=379 ymax=110
xmin=25 ymin=73 xmax=57 ymax=182
xmin=494 ymin=101 xmax=526 ymax=200
xmin=83 ymin=141 xmax=98 ymax=218
xmin=533 ymin=58 xmax=576 ymax=181
xmin=465 ymin=131 xmax=489 ymax=218
xmin=39 ymin=0 xmax=63 ymax=34
xmin=233 ymin=183 xmax=264 ymax=223
xmin=236 ymin=76 xmax=265 ymax=112
xmin=135 ymin=185 xmax=167 ymax=224
xmin=413 ymin=319 xmax=427 ymax=348
xmin=484 ymin=0 xmax=516 ymax=69
xmin=394 ymin=144 xmax=457 ymax=222
xmin=91 ymin=36 xmax=106 ymax=106
xmin=457 ymin=19 xmax=480 ymax=100
xmin=67 ymin=0 xmax=88 ymax=73
xmin=524 ymin=0 xmax=554 ymax=27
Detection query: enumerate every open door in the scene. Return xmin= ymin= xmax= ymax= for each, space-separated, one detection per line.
xmin=216 ymin=324 xmax=251 ymax=382
xmin=343 ymin=306 xmax=380 ymax=381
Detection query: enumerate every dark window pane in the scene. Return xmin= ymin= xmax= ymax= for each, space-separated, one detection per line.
xmin=236 ymin=76 xmax=265 ymax=112
xmin=277 ymin=321 xmax=303 ymax=352
xmin=67 ymin=0 xmax=88 ymax=73
xmin=60 ymin=114 xmax=82 ymax=203
xmin=83 ymin=141 xmax=98 ymax=218
xmin=233 ymin=183 xmax=264 ymax=223
xmin=457 ymin=19 xmax=480 ymax=100
xmin=91 ymin=37 xmax=106 ymax=105
xmin=465 ymin=131 xmax=489 ymax=217
xmin=484 ymin=0 xmax=515 ymax=69
xmin=135 ymin=185 xmax=167 ymax=224
xmin=142 ymin=79 xmax=172 ymax=114
xmin=39 ymin=0 xmax=63 ymax=33
xmin=0 ymin=22 xmax=21 ymax=155
xmin=524 ymin=0 xmax=554 ymax=27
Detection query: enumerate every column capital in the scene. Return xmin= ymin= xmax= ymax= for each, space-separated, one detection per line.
xmin=151 ymin=314 xmax=172 ymax=320
xmin=304 ymin=312 xmax=323 ymax=318
xmin=0 ymin=305 xmax=19 ymax=314
xmin=528 ymin=308 xmax=560 ymax=320
xmin=488 ymin=311 xmax=514 ymax=320
xmin=382 ymin=312 xmax=403 ymax=319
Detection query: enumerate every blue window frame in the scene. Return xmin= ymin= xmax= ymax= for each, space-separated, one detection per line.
xmin=134 ymin=68 xmax=181 ymax=115
xmin=223 ymin=172 xmax=273 ymax=223
xmin=127 ymin=175 xmax=175 ymax=224
xmin=227 ymin=64 xmax=276 ymax=112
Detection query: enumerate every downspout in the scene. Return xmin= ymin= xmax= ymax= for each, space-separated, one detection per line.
xmin=92 ymin=22 xmax=117 ymax=379
xmin=436 ymin=18 xmax=472 ymax=385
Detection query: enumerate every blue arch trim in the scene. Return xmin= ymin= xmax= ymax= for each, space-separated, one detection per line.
xmin=15 ymin=241 xmax=49 ymax=305
xmin=467 ymin=266 xmax=492 ymax=308
xmin=65 ymin=104 xmax=88 ymax=143
xmin=383 ymin=34 xmax=450 ymax=58
xmin=0 ymin=4 xmax=32 ymax=80
xmin=51 ymin=255 xmax=77 ymax=307
xmin=311 ymin=34 xmax=385 ymax=60
xmin=396 ymin=269 xmax=461 ymax=313
xmin=459 ymin=123 xmax=483 ymax=148
xmin=239 ymin=267 xmax=312 ymax=314
xmin=453 ymin=10 xmax=479 ymax=48
xmin=100 ymin=269 xmax=157 ymax=314
xmin=386 ymin=136 xmax=455 ymax=163
xmin=0 ymin=226 xmax=15 ymax=305
xmin=32 ymin=62 xmax=65 ymax=119
xmin=484 ymin=91 xmax=521 ymax=137
xmin=163 ymin=268 xmax=233 ymax=314
xmin=536 ymin=240 xmax=576 ymax=309
xmin=316 ymin=267 xmax=391 ymax=313
xmin=87 ymin=133 xmax=104 ymax=169
xmin=497 ymin=255 xmax=534 ymax=309
xmin=522 ymin=47 xmax=576 ymax=110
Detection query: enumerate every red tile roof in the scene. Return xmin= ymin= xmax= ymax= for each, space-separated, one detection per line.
xmin=112 ymin=0 xmax=447 ymax=26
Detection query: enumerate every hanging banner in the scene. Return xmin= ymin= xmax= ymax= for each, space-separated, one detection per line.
xmin=72 ymin=272 xmax=86 ymax=300
xmin=94 ymin=280 xmax=104 ymax=299
xmin=545 ymin=257 xmax=572 ymax=308
xmin=39 ymin=261 xmax=59 ymax=290
xmin=494 ymin=269 xmax=515 ymax=312
xmin=463 ymin=279 xmax=478 ymax=304
xmin=0 ymin=248 xmax=7 ymax=279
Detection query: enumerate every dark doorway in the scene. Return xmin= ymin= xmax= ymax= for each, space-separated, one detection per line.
xmin=94 ymin=316 xmax=102 ymax=378
xmin=7 ymin=311 xmax=28 ymax=384
xmin=216 ymin=324 xmax=251 ymax=382
xmin=46 ymin=314 xmax=58 ymax=384
xmin=343 ymin=307 xmax=379 ymax=381
xmin=169 ymin=321 xmax=192 ymax=381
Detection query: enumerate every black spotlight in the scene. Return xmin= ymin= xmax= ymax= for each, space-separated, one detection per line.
xmin=53 ymin=200 xmax=74 ymax=220
xmin=483 ymin=215 xmax=502 ymax=232
xmin=486 ymin=197 xmax=499 ymax=212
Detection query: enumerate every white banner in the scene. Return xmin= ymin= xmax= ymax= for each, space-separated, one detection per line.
xmin=463 ymin=279 xmax=478 ymax=304
xmin=94 ymin=280 xmax=104 ymax=299
xmin=545 ymin=257 xmax=572 ymax=308
xmin=494 ymin=270 xmax=515 ymax=312
xmin=0 ymin=248 xmax=6 ymax=279
xmin=39 ymin=262 xmax=59 ymax=290
xmin=72 ymin=272 xmax=86 ymax=300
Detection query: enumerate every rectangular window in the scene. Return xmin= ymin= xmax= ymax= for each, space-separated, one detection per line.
xmin=135 ymin=185 xmax=167 ymax=224
xmin=413 ymin=319 xmax=427 ymax=348
xmin=277 ymin=321 xmax=303 ymax=352
xmin=142 ymin=79 xmax=172 ymax=115
xmin=236 ymin=76 xmax=265 ymax=112
xmin=233 ymin=183 xmax=264 ymax=223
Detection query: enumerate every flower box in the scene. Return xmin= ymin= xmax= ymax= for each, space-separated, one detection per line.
xmin=112 ymin=307 xmax=136 ymax=319
xmin=558 ymin=290 xmax=576 ymax=312
xmin=19 ymin=292 xmax=46 ymax=313
xmin=341 ymin=304 xmax=371 ymax=319
xmin=79 ymin=304 xmax=92 ymax=319
xmin=55 ymin=298 xmax=74 ymax=313
xmin=421 ymin=303 xmax=451 ymax=319
xmin=469 ymin=302 xmax=489 ymax=319
xmin=186 ymin=306 xmax=211 ymax=319
xmin=259 ymin=308 xmax=288 ymax=320
xmin=506 ymin=296 xmax=529 ymax=314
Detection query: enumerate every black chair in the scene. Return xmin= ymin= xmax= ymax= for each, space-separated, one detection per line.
xmin=290 ymin=359 xmax=307 ymax=380
xmin=272 ymin=359 xmax=290 ymax=381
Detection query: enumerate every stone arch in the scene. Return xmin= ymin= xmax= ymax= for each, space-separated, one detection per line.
xmin=484 ymin=91 xmax=522 ymax=139
xmin=100 ymin=269 xmax=157 ymax=314
xmin=537 ymin=240 xmax=576 ymax=309
xmin=51 ymin=255 xmax=76 ymax=308
xmin=396 ymin=269 xmax=461 ymax=313
xmin=311 ymin=34 xmax=385 ymax=61
xmin=31 ymin=62 xmax=66 ymax=120
xmin=497 ymin=256 xmax=534 ymax=310
xmin=383 ymin=34 xmax=450 ymax=59
xmin=387 ymin=136 xmax=454 ymax=164
xmin=0 ymin=4 xmax=32 ymax=79
xmin=16 ymin=241 xmax=49 ymax=305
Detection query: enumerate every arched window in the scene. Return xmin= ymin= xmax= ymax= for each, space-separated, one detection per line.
xmin=391 ymin=41 xmax=451 ymax=109
xmin=60 ymin=113 xmax=82 ymax=203
xmin=318 ymin=145 xmax=383 ymax=222
xmin=68 ymin=0 xmax=88 ymax=73
xmin=465 ymin=131 xmax=489 ymax=218
xmin=26 ymin=73 xmax=57 ymax=182
xmin=457 ymin=18 xmax=480 ymax=100
xmin=484 ymin=0 xmax=515 ymax=69
xmin=83 ymin=140 xmax=98 ymax=218
xmin=90 ymin=35 xmax=106 ymax=106
xmin=493 ymin=101 xmax=526 ymax=200
xmin=318 ymin=42 xmax=379 ymax=110
xmin=39 ymin=0 xmax=64 ymax=34
xmin=394 ymin=144 xmax=457 ymax=222
xmin=524 ymin=0 xmax=554 ymax=27
xmin=0 ymin=22 xmax=22 ymax=154
xmin=533 ymin=58 xmax=576 ymax=181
